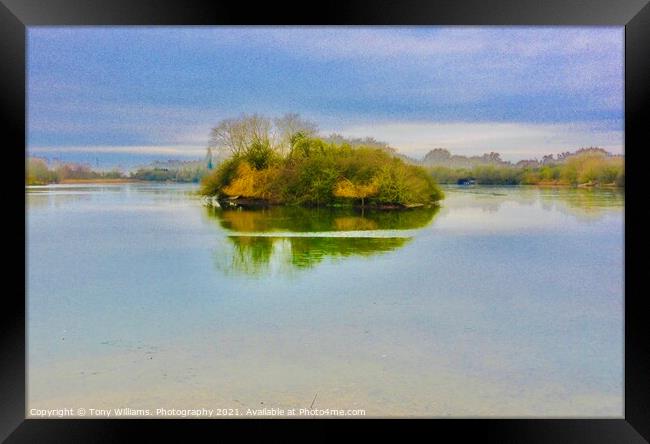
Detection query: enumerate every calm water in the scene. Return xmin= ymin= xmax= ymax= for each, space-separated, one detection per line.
xmin=26 ymin=183 xmax=624 ymax=417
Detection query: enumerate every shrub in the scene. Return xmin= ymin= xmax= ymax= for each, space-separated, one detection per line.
xmin=427 ymin=152 xmax=623 ymax=187
xmin=200 ymin=137 xmax=444 ymax=206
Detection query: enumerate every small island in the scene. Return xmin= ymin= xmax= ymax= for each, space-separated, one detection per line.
xmin=199 ymin=114 xmax=444 ymax=209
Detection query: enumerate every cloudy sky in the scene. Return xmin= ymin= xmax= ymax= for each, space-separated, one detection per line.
xmin=28 ymin=26 xmax=623 ymax=164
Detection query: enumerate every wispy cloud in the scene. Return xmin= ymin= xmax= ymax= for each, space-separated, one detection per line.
xmin=255 ymin=27 xmax=621 ymax=60
xmin=27 ymin=26 xmax=623 ymax=163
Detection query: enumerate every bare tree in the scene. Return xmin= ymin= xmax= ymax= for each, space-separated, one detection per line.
xmin=274 ymin=113 xmax=319 ymax=154
xmin=208 ymin=113 xmax=319 ymax=159
xmin=208 ymin=117 xmax=247 ymax=157
xmin=208 ymin=114 xmax=274 ymax=157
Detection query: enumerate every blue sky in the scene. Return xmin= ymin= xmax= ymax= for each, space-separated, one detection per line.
xmin=28 ymin=26 xmax=623 ymax=165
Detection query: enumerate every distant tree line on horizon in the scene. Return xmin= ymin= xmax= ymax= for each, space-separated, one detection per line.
xmin=25 ymin=158 xmax=125 ymax=185
xmin=26 ymin=157 xmax=212 ymax=184
xmin=129 ymin=159 xmax=211 ymax=183
xmin=421 ymin=147 xmax=624 ymax=187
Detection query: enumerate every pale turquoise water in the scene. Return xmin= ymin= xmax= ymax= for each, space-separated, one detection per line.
xmin=26 ymin=183 xmax=624 ymax=417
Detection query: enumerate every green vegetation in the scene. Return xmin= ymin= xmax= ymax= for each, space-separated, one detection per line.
xmin=219 ymin=236 xmax=411 ymax=276
xmin=26 ymin=157 xmax=212 ymax=185
xmin=26 ymin=158 xmax=58 ymax=184
xmin=206 ymin=205 xmax=440 ymax=233
xmin=130 ymin=162 xmax=208 ymax=182
xmin=200 ymin=114 xmax=444 ymax=207
xmin=429 ymin=165 xmax=523 ymax=185
xmin=26 ymin=158 xmax=125 ymax=185
xmin=426 ymin=148 xmax=624 ymax=187
xmin=205 ymin=194 xmax=442 ymax=276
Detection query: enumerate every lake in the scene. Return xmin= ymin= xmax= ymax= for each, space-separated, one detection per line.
xmin=26 ymin=183 xmax=624 ymax=417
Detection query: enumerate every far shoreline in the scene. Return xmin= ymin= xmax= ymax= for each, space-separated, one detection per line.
xmin=59 ymin=178 xmax=141 ymax=184
xmin=26 ymin=178 xmax=143 ymax=186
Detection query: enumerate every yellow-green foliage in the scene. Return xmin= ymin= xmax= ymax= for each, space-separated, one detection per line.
xmin=334 ymin=178 xmax=379 ymax=199
xmin=562 ymin=152 xmax=623 ymax=185
xmin=222 ymin=162 xmax=280 ymax=200
xmin=579 ymin=157 xmax=620 ymax=184
xmin=201 ymin=136 xmax=444 ymax=206
xmin=26 ymin=157 xmax=126 ymax=185
xmin=199 ymin=157 xmax=240 ymax=196
xmin=26 ymin=158 xmax=58 ymax=185
xmin=429 ymin=152 xmax=624 ymax=187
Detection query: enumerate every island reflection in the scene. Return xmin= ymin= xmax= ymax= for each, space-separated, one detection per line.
xmin=205 ymin=206 xmax=439 ymax=276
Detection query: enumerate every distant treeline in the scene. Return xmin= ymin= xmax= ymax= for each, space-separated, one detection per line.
xmin=130 ymin=160 xmax=210 ymax=183
xmin=423 ymin=148 xmax=624 ymax=187
xmin=26 ymin=158 xmax=212 ymax=184
xmin=200 ymin=113 xmax=444 ymax=207
xmin=26 ymin=158 xmax=125 ymax=185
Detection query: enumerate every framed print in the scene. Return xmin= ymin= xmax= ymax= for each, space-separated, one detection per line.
xmin=3 ymin=0 xmax=649 ymax=441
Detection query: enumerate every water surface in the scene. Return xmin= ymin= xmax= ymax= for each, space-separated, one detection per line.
xmin=26 ymin=183 xmax=624 ymax=417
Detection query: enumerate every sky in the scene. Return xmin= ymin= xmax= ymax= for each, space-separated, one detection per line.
xmin=27 ymin=26 xmax=624 ymax=167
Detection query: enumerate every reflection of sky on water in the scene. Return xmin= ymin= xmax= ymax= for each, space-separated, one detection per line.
xmin=26 ymin=183 xmax=623 ymax=416
xmin=432 ymin=185 xmax=623 ymax=234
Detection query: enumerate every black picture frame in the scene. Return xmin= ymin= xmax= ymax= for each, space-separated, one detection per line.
xmin=3 ymin=0 xmax=648 ymax=441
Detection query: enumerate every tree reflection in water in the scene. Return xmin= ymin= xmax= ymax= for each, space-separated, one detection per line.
xmin=205 ymin=205 xmax=439 ymax=276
